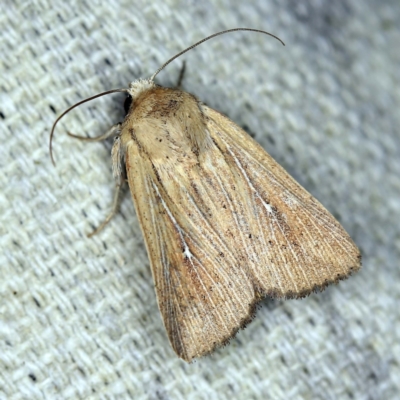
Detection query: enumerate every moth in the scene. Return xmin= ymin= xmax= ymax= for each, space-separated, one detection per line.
xmin=50 ymin=28 xmax=361 ymax=362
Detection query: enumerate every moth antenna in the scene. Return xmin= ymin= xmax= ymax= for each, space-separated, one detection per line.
xmin=150 ymin=28 xmax=285 ymax=82
xmin=49 ymin=88 xmax=129 ymax=166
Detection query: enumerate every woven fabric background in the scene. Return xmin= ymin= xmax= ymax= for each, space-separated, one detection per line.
xmin=1 ymin=1 xmax=399 ymax=399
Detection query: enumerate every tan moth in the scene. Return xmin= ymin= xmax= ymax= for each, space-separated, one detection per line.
xmin=50 ymin=28 xmax=361 ymax=362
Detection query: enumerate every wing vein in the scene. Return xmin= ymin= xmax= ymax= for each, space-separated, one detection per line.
xmin=144 ymin=176 xmax=189 ymax=355
xmin=151 ymin=180 xmax=231 ymax=338
xmin=224 ymin=145 xmax=303 ymax=292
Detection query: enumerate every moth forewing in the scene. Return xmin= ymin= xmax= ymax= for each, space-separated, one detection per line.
xmin=117 ymin=81 xmax=361 ymax=361
xmin=203 ymin=107 xmax=361 ymax=295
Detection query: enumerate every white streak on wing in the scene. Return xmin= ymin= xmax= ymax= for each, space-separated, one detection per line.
xmin=212 ymin=157 xmax=285 ymax=292
xmin=248 ymin=149 xmax=350 ymax=240
xmin=209 ymin=117 xmax=343 ymax=237
xmin=152 ymin=181 xmax=194 ymax=261
xmin=212 ymin=165 xmax=290 ymax=293
xmin=150 ymin=181 xmax=231 ymax=336
xmin=247 ymin=153 xmax=350 ymax=278
xmin=147 ymin=175 xmax=205 ymax=356
xmin=144 ymin=176 xmax=189 ymax=350
xmin=247 ymin=187 xmax=288 ymax=292
xmin=210 ymin=146 xmax=284 ymax=289
xmin=221 ymin=129 xmax=354 ymax=269
xmin=208 ymin=150 xmax=284 ymax=293
xmin=207 ymin=116 xmax=355 ymax=283
xmin=248 ymin=159 xmax=352 ymax=269
xmin=245 ymin=154 xmax=354 ymax=269
xmin=208 ymin=120 xmax=302 ymax=288
xmin=225 ymin=146 xmax=306 ymax=291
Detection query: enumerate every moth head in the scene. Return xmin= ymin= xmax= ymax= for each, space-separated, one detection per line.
xmin=123 ymin=79 xmax=156 ymax=115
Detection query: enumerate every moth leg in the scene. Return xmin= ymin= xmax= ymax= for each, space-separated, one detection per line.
xmin=87 ymin=181 xmax=122 ymax=238
xmin=87 ymin=135 xmax=124 ymax=237
xmin=68 ymin=123 xmax=122 ymax=142
xmin=175 ymin=61 xmax=186 ymax=89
